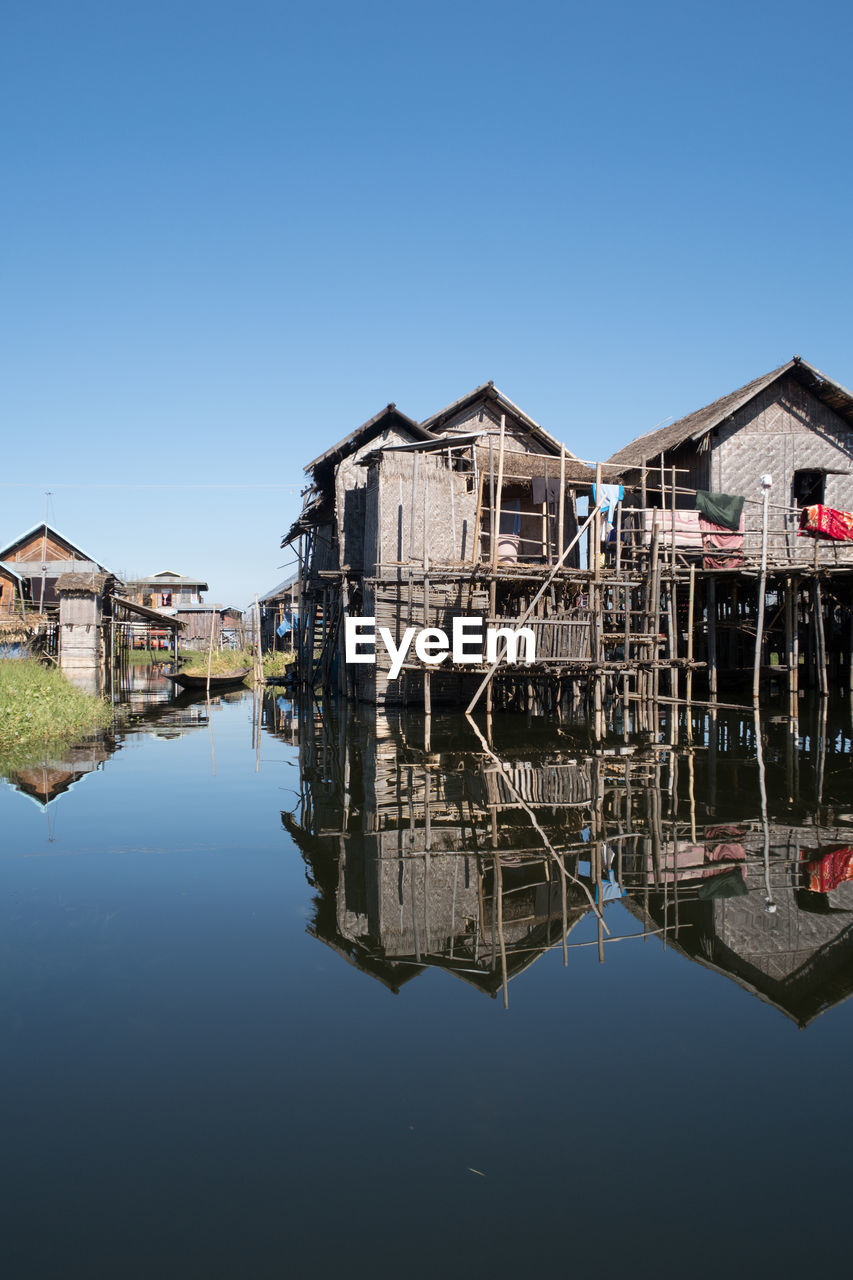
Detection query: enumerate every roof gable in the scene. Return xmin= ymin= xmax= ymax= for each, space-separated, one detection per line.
xmin=608 ymin=357 xmax=853 ymax=469
xmin=0 ymin=523 xmax=108 ymax=571
xmin=305 ymin=404 xmax=432 ymax=476
xmin=420 ymin=381 xmax=580 ymax=460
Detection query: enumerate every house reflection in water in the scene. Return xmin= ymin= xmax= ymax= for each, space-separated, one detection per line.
xmin=274 ymin=695 xmax=853 ymax=1021
xmin=3 ymin=683 xmax=241 ymax=812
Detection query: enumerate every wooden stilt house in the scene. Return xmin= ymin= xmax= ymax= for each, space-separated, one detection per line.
xmin=285 ymin=385 xmax=594 ymax=705
xmin=607 ymin=356 xmax=853 ymax=693
xmin=607 ymin=355 xmax=853 ymax=568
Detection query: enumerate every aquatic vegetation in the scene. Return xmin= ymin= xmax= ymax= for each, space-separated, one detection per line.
xmin=0 ymin=659 xmax=112 ymax=765
xmin=181 ymin=648 xmax=295 ymax=682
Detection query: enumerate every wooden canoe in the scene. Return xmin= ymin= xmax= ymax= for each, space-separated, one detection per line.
xmin=164 ymin=668 xmax=251 ymax=690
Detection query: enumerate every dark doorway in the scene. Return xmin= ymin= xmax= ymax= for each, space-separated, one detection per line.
xmin=793 ymin=469 xmax=825 ymax=507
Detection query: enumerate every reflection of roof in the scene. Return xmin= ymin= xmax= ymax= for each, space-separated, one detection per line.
xmin=7 ymin=742 xmax=112 ymax=807
xmin=623 ymin=877 xmax=853 ymax=1029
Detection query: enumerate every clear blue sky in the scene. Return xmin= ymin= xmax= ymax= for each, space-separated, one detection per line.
xmin=3 ymin=0 xmax=852 ymax=606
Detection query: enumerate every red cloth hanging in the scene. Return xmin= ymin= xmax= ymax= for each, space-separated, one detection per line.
xmin=798 ymin=504 xmax=853 ymax=542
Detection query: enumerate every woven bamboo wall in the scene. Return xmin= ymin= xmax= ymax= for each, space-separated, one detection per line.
xmin=334 ymin=424 xmax=416 ymax=573
xmin=374 ymin=451 xmax=479 ymax=567
xmin=715 ymin=375 xmax=853 ymax=563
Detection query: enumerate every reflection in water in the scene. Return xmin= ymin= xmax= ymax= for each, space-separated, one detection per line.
xmin=272 ymin=695 xmax=853 ymax=1026
xmin=1 ymin=663 xmax=243 ymax=808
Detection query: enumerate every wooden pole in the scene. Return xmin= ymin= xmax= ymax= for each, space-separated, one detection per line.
xmin=473 ymin=466 xmax=485 ymax=564
xmin=488 ymin=436 xmax=495 ymax=568
xmin=785 ymin=575 xmax=795 ymax=717
xmin=423 ymin=475 xmax=431 ymax=719
xmin=666 ymin=585 xmax=677 ymax=700
xmin=255 ymin=593 xmax=262 ymax=688
xmin=491 ymin=415 xmax=506 ymax=572
xmin=466 ymin=501 xmax=602 ymax=714
xmin=494 ymin=854 xmax=509 ymax=1010
xmin=686 ymin=563 xmax=695 ymax=707
xmin=409 ymin=452 xmax=420 ymax=564
xmin=615 ymin=500 xmax=622 ymax=579
xmin=593 ymin=462 xmax=602 ymax=583
xmin=205 ymin=603 xmax=215 ymax=698
xmin=814 ymin=578 xmax=829 ymax=697
xmin=670 ymin=464 xmax=677 ymax=576
xmin=753 ymin=482 xmax=770 ymax=701
xmin=558 ymin=445 xmax=566 ymax=561
xmin=848 ymin=583 xmax=853 ymax=694
xmin=542 ymin=458 xmax=549 ymax=563
xmin=708 ymin=575 xmax=717 ymax=703
xmin=448 ymin=451 xmax=458 ymax=561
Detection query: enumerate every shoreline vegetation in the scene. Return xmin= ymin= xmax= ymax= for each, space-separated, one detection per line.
xmin=130 ymin=646 xmax=294 ymax=682
xmin=179 ymin=648 xmax=295 ymax=682
xmin=0 ymin=659 xmax=113 ymax=769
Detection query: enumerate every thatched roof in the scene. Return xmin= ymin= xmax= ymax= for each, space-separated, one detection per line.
xmin=473 ymin=444 xmax=593 ymax=486
xmin=0 ymin=613 xmax=50 ymax=638
xmin=607 ymin=356 xmax=853 ymax=470
xmin=281 ymin=491 xmax=333 ymax=548
xmin=421 ymin=380 xmax=581 ymax=461
xmin=55 ymin=572 xmax=113 ymax=593
xmin=304 ymin=404 xmax=433 ymax=477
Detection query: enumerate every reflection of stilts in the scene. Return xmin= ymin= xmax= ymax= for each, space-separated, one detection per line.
xmin=754 ymin=708 xmax=775 ymax=914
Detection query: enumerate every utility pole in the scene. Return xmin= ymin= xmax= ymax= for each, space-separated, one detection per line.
xmin=39 ymin=491 xmax=52 ymax=613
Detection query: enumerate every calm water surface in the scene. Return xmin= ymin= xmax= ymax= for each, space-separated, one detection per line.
xmin=2 ymin=671 xmax=852 ymax=1278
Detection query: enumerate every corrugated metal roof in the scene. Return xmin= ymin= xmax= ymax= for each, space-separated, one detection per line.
xmin=259 ymin=573 xmax=299 ymax=603
xmin=124 ymin=572 xmax=209 ymax=588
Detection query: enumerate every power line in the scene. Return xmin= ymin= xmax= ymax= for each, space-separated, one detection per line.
xmin=0 ymin=481 xmax=305 ymax=491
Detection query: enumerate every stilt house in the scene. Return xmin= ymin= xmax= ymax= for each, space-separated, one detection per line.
xmin=285 ymin=385 xmax=594 ymax=704
xmin=607 ymin=356 xmax=853 ymax=568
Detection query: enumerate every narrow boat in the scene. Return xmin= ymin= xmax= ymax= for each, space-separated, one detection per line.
xmin=164 ymin=668 xmax=251 ymax=690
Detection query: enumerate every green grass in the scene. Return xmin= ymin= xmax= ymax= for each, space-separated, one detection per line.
xmin=0 ymin=659 xmax=113 ymax=767
xmin=261 ymin=650 xmax=296 ymax=679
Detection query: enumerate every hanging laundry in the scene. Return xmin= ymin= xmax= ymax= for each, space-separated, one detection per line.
xmin=696 ymin=490 xmax=745 ymax=532
xmin=697 ymin=869 xmax=748 ymax=900
xmin=801 ymin=847 xmax=853 ymax=894
xmin=643 ymin=509 xmax=704 ymax=549
xmin=592 ymin=483 xmax=624 ymax=515
xmin=531 ymin=477 xmax=563 ymax=508
xmin=798 ymin=504 xmax=853 ymax=543
xmin=700 ymin=512 xmax=744 ymax=569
